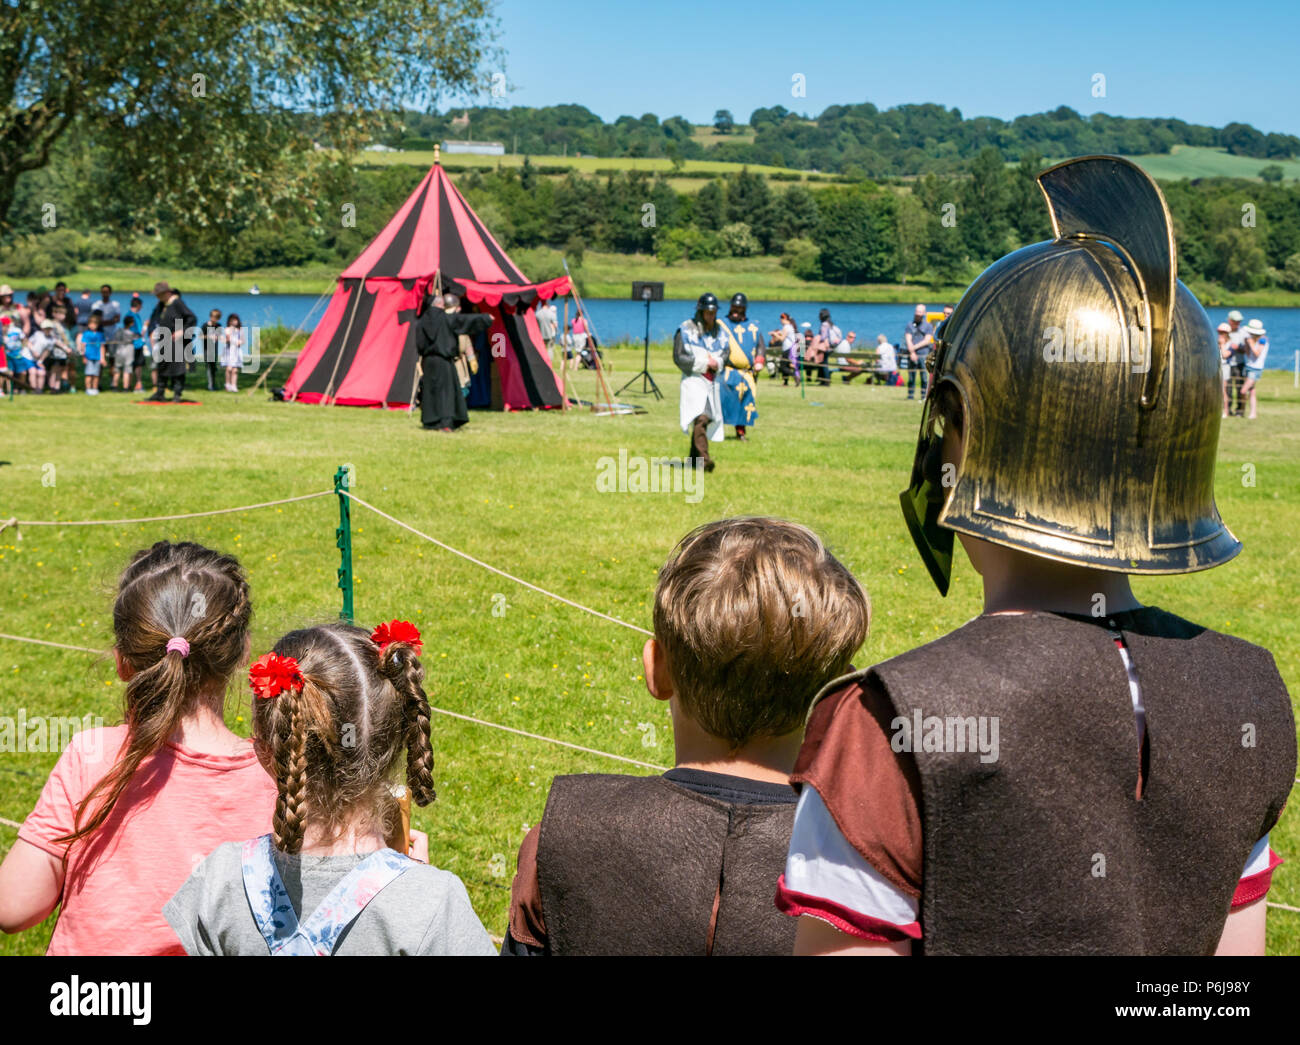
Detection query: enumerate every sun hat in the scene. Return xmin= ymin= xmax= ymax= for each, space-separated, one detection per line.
xmin=1245 ymin=318 xmax=1266 ymax=336
xmin=1227 ymin=309 xmax=1244 ymax=322
xmin=0 ymin=284 xmax=11 ymax=296
xmin=1216 ymin=322 xmax=1231 ymax=333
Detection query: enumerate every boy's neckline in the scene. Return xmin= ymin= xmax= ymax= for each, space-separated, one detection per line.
xmin=984 ymin=606 xmax=1154 ymax=626
xmin=663 ymin=766 xmax=795 ymax=797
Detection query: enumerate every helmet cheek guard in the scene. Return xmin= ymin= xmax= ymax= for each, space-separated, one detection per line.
xmin=900 ymin=342 xmax=957 ymax=595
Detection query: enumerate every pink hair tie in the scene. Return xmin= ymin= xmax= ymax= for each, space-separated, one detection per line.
xmin=166 ymin=637 xmax=190 ymax=657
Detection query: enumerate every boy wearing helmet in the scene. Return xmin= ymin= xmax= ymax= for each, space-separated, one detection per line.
xmin=674 ymin=292 xmax=727 ymax=471
xmin=777 ymin=156 xmax=1295 ymax=956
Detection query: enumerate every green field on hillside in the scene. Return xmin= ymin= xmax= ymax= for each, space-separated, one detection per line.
xmin=361 ymin=148 xmax=804 ymax=179
xmin=689 ymin=123 xmax=757 ymax=147
xmin=1 ymin=352 xmax=1298 ymax=955
xmin=1109 ymin=146 xmax=1300 ymax=182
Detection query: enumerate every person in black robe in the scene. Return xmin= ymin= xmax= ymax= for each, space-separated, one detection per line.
xmin=415 ymin=293 xmax=493 ymax=430
xmin=146 ymin=281 xmax=196 ymax=401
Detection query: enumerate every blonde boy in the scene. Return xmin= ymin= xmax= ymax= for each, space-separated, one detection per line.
xmin=505 ymin=516 xmax=869 ymax=955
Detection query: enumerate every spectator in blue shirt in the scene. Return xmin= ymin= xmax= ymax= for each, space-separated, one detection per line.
xmin=78 ymin=312 xmax=105 ymax=396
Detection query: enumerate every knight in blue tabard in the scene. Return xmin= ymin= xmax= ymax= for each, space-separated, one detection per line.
xmin=717 ymin=293 xmax=761 ymax=441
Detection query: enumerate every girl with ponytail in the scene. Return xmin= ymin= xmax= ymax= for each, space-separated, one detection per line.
xmin=163 ymin=620 xmax=494 ymax=955
xmin=0 ymin=542 xmax=276 ymax=954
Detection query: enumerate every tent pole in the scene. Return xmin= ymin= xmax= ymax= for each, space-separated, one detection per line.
xmin=560 ymin=296 xmax=571 ymax=410
xmin=252 ymin=285 xmax=332 ymax=399
xmin=591 ymin=335 xmax=616 ymax=413
xmin=544 ymin=294 xmax=566 ymax=410
xmin=563 ymin=259 xmax=615 ymax=413
xmin=320 ymin=279 xmax=366 ymax=406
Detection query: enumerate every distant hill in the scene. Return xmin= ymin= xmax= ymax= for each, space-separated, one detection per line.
xmin=380 ymin=103 xmax=1300 ymax=178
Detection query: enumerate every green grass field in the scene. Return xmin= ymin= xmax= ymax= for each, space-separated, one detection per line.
xmin=2 ymin=350 xmax=1298 ymax=955
xmin=578 ymin=252 xmax=971 ymax=302
xmin=5 ymin=253 xmax=977 ymax=304
xmin=1102 ymin=146 xmax=1300 ymax=183
xmin=361 ymin=148 xmax=804 ymax=179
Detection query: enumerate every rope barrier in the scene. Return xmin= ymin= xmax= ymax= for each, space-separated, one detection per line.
xmin=0 ymin=633 xmax=102 ymax=654
xmin=1 ymin=490 xmax=333 ymax=531
xmin=4 ymin=483 xmax=1293 ymax=919
xmin=429 ymin=707 xmax=665 ymax=771
xmin=0 ymin=631 xmax=665 ymax=772
xmin=1 ymin=488 xmax=651 ymax=641
xmin=341 ymin=490 xmax=654 ymax=638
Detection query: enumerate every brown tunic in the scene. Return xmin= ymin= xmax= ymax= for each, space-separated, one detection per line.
xmin=530 ymin=774 xmax=798 ymax=956
xmin=796 ymin=608 xmax=1296 ymax=955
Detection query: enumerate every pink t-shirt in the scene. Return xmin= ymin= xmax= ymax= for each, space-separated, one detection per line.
xmin=19 ymin=725 xmax=276 ymax=955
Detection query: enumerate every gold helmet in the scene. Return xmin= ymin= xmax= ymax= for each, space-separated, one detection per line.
xmin=901 ymin=155 xmax=1240 ymax=595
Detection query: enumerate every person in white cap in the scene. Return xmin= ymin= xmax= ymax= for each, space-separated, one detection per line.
xmin=0 ymin=284 xmax=21 ymax=327
xmin=1216 ymin=322 xmax=1233 ymax=417
xmin=1225 ymin=309 xmax=1247 ymax=416
xmin=1241 ymin=319 xmax=1269 ymax=419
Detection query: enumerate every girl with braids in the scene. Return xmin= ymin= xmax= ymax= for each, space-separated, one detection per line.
xmin=0 ymin=542 xmax=276 ymax=954
xmin=163 ymin=620 xmax=494 ymax=955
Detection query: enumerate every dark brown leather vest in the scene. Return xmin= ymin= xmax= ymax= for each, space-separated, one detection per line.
xmin=852 ymin=608 xmax=1295 ymax=954
xmin=536 ymin=775 xmax=797 ymax=955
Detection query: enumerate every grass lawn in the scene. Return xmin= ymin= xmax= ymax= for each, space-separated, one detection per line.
xmin=1 ymin=350 xmax=1298 ymax=955
xmin=7 ymin=253 xmax=978 ymax=304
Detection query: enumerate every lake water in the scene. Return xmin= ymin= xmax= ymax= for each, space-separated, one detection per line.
xmin=23 ymin=288 xmax=1300 ymax=372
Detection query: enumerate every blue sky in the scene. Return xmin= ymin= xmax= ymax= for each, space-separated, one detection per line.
xmin=468 ymin=0 xmax=1300 ymax=134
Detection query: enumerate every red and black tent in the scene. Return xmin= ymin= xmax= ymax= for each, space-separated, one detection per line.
xmin=284 ymin=158 xmax=568 ymax=410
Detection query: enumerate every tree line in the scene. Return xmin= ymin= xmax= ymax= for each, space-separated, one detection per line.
xmin=7 ymin=147 xmax=1298 ymax=295
xmin=387 ymin=103 xmax=1300 ymax=176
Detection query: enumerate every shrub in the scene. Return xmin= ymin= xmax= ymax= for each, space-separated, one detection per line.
xmin=720 ymin=222 xmax=761 ymax=257
xmin=0 ymin=231 xmax=80 ymax=277
xmin=1280 ymin=252 xmax=1300 ymax=292
xmin=563 ymin=235 xmax=585 ymax=268
xmin=780 ymin=236 xmax=821 ymax=281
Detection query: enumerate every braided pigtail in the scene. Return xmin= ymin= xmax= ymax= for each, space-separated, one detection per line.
xmin=265 ymin=686 xmax=309 ymax=854
xmin=379 ymin=643 xmax=436 ymax=806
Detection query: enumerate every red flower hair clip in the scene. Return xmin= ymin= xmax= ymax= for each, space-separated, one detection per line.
xmin=249 ymin=652 xmax=304 ymax=700
xmin=371 ymin=620 xmax=422 ymax=655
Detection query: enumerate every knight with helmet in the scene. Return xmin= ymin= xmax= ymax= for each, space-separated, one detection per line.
xmin=673 ymin=292 xmax=728 ymax=471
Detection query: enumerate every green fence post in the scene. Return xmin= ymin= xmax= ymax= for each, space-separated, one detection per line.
xmin=334 ymin=466 xmax=354 ymax=622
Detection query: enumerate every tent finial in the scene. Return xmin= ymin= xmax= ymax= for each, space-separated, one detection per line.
xmin=434 ymin=143 xmax=440 ymax=166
